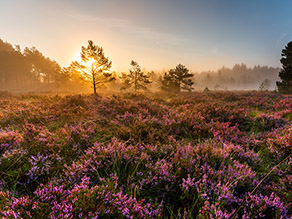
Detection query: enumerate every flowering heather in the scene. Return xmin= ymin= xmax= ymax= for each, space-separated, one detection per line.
xmin=0 ymin=91 xmax=291 ymax=218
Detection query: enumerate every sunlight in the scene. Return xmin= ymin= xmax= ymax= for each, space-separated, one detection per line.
xmin=85 ymin=58 xmax=95 ymax=68
xmin=74 ymin=53 xmax=95 ymax=68
xmin=74 ymin=53 xmax=82 ymax=63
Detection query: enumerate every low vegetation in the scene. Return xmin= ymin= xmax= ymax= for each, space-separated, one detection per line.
xmin=0 ymin=91 xmax=291 ymax=218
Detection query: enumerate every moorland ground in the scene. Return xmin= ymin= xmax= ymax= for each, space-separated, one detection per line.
xmin=0 ymin=91 xmax=291 ymax=218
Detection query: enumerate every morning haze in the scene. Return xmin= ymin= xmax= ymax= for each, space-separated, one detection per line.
xmin=1 ymin=1 xmax=292 ymax=218
xmin=0 ymin=0 xmax=291 ymax=92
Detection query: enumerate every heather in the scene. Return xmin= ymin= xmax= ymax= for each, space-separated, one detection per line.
xmin=0 ymin=91 xmax=291 ymax=218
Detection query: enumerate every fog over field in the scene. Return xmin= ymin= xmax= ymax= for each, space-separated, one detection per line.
xmin=0 ymin=38 xmax=281 ymax=93
xmin=1 ymin=0 xmax=292 ymax=94
xmin=1 ymin=1 xmax=292 ymax=218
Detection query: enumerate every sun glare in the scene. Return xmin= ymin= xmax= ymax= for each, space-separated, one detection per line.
xmin=85 ymin=58 xmax=95 ymax=68
xmin=74 ymin=53 xmax=82 ymax=63
xmin=74 ymin=53 xmax=95 ymax=68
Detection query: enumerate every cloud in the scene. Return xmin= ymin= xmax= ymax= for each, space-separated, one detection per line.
xmin=276 ymin=30 xmax=292 ymax=47
xmin=65 ymin=12 xmax=189 ymax=47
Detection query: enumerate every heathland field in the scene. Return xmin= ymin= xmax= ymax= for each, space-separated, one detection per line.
xmin=0 ymin=91 xmax=291 ymax=218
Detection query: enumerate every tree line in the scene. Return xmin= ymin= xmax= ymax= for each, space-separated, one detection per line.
xmin=194 ymin=64 xmax=280 ymax=91
xmin=1 ymin=38 xmax=291 ymax=94
xmin=0 ymin=39 xmax=61 ymax=89
xmin=0 ymin=39 xmax=194 ymax=94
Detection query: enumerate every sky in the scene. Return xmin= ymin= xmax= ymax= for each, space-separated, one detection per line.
xmin=1 ymin=0 xmax=292 ymax=72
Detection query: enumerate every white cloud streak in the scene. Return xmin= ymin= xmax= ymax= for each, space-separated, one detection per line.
xmin=65 ymin=12 xmax=189 ymax=47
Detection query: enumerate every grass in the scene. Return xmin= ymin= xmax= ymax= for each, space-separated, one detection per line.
xmin=0 ymin=91 xmax=291 ymax=218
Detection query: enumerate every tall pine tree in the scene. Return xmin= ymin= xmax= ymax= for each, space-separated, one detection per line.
xmin=72 ymin=40 xmax=114 ymax=95
xmin=276 ymin=41 xmax=292 ymax=94
xmin=160 ymin=64 xmax=194 ymax=92
xmin=120 ymin=60 xmax=151 ymax=92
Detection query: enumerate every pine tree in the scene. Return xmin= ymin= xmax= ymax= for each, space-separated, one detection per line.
xmin=72 ymin=40 xmax=114 ymax=95
xmin=276 ymin=41 xmax=292 ymax=94
xmin=24 ymin=47 xmax=61 ymax=84
xmin=120 ymin=60 xmax=151 ymax=92
xmin=259 ymin=79 xmax=271 ymax=91
xmin=160 ymin=64 xmax=194 ymax=92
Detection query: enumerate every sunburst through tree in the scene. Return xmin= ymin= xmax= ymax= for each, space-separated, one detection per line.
xmin=72 ymin=40 xmax=115 ymax=95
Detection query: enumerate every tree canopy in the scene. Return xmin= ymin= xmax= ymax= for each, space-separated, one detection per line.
xmin=120 ymin=60 xmax=151 ymax=92
xmin=72 ymin=40 xmax=114 ymax=95
xmin=0 ymin=38 xmax=61 ymax=90
xmin=24 ymin=47 xmax=61 ymax=84
xmin=0 ymin=37 xmax=284 ymax=93
xmin=160 ymin=64 xmax=194 ymax=92
xmin=277 ymin=41 xmax=292 ymax=94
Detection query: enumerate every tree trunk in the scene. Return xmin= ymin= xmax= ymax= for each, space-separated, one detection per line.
xmin=92 ymin=71 xmax=97 ymax=95
xmin=93 ymin=82 xmax=97 ymax=95
xmin=134 ymin=72 xmax=137 ymax=92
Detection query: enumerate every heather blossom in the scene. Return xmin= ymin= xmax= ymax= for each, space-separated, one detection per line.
xmin=0 ymin=92 xmax=291 ymax=218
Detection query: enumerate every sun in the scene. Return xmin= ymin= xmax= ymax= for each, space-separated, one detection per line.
xmin=74 ymin=52 xmax=82 ymax=63
xmin=85 ymin=58 xmax=95 ymax=68
xmin=74 ymin=53 xmax=95 ymax=68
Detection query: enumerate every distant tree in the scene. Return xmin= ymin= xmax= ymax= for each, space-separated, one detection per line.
xmin=63 ymin=63 xmax=84 ymax=84
xmin=120 ymin=60 xmax=151 ymax=92
xmin=56 ymin=66 xmax=72 ymax=86
xmin=214 ymin=83 xmax=220 ymax=90
xmin=23 ymin=47 xmax=61 ymax=84
xmin=160 ymin=64 xmax=194 ymax=92
xmin=259 ymin=79 xmax=271 ymax=91
xmin=159 ymin=73 xmax=179 ymax=93
xmin=204 ymin=73 xmax=212 ymax=86
xmin=203 ymin=87 xmax=210 ymax=93
xmin=146 ymin=70 xmax=157 ymax=85
xmin=0 ymin=39 xmax=31 ymax=87
xmin=276 ymin=41 xmax=292 ymax=94
xmin=146 ymin=70 xmax=159 ymax=91
xmin=72 ymin=40 xmax=114 ymax=95
xmin=229 ymin=77 xmax=235 ymax=84
xmin=233 ymin=63 xmax=248 ymax=73
xmin=0 ymin=39 xmax=64 ymax=90
xmin=189 ymin=64 xmax=280 ymax=90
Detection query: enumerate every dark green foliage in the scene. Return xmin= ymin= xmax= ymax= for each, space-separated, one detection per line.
xmin=277 ymin=41 xmax=292 ymax=94
xmin=160 ymin=64 xmax=194 ymax=93
xmin=120 ymin=60 xmax=152 ymax=92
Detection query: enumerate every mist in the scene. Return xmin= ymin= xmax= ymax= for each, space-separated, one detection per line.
xmin=0 ymin=38 xmax=281 ymax=94
xmin=193 ymin=64 xmax=280 ymax=91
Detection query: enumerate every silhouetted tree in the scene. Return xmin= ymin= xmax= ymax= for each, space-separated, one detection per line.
xmin=160 ymin=64 xmax=194 ymax=92
xmin=194 ymin=63 xmax=279 ymax=90
xmin=203 ymin=87 xmax=210 ymax=93
xmin=55 ymin=66 xmax=72 ymax=86
xmin=259 ymin=79 xmax=271 ymax=91
xmin=0 ymin=39 xmax=31 ymax=88
xmin=72 ymin=40 xmax=114 ymax=95
xmin=63 ymin=63 xmax=84 ymax=84
xmin=120 ymin=60 xmax=151 ymax=92
xmin=204 ymin=73 xmax=212 ymax=86
xmin=277 ymin=41 xmax=292 ymax=94
xmin=214 ymin=83 xmax=220 ymax=90
xmin=0 ymin=39 xmax=64 ymax=91
xmin=23 ymin=47 xmax=61 ymax=84
xmin=159 ymin=73 xmax=179 ymax=93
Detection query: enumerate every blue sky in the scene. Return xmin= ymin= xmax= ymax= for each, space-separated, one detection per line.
xmin=1 ymin=0 xmax=292 ymax=72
